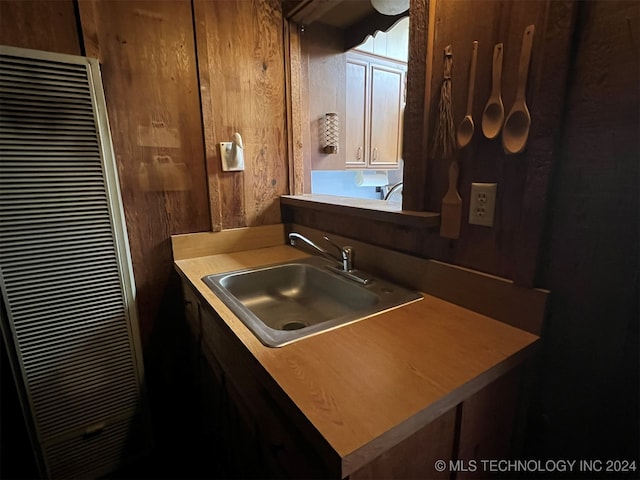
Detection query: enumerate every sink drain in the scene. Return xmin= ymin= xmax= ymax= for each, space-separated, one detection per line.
xmin=281 ymin=321 xmax=307 ymax=331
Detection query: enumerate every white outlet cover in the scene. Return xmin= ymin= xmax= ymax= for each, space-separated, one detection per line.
xmin=219 ymin=142 xmax=245 ymax=171
xmin=469 ymin=183 xmax=497 ymax=227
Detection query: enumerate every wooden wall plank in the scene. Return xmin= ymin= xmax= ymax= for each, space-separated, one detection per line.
xmin=77 ymin=0 xmax=211 ymax=343
xmin=534 ymin=0 xmax=639 ymax=460
xmin=284 ymin=20 xmax=305 ymax=195
xmin=194 ymin=0 xmax=289 ymax=230
xmin=0 ymin=0 xmax=81 ymax=55
xmin=191 ymin=0 xmax=222 ymax=232
xmin=402 ymin=0 xmax=430 ymax=211
xmin=512 ymin=0 xmax=577 ymax=286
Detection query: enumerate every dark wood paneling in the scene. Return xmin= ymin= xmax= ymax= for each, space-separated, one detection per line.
xmin=0 ymin=0 xmax=81 ymax=55
xmin=402 ymin=0 xmax=430 ymax=211
xmin=193 ymin=0 xmax=288 ymax=230
xmin=421 ymin=0 xmax=575 ymax=285
xmin=77 ymin=0 xmax=211 ymax=344
xmin=533 ymin=0 xmax=639 ymax=461
xmin=512 ymin=0 xmax=577 ymax=285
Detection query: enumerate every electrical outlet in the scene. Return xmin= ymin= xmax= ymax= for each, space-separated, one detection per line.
xmin=469 ymin=183 xmax=497 ymax=227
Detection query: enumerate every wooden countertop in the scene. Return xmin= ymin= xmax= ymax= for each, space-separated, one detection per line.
xmin=173 ymin=233 xmax=539 ymax=476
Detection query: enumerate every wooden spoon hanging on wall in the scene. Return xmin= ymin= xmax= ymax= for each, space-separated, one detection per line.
xmin=482 ymin=43 xmax=504 ymax=139
xmin=503 ymin=25 xmax=535 ymax=154
xmin=456 ymin=41 xmax=478 ymax=149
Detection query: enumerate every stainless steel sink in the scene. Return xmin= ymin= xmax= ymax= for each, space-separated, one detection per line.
xmin=202 ymin=256 xmax=422 ymax=347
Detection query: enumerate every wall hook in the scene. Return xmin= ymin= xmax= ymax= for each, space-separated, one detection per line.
xmin=220 ymin=132 xmax=244 ymax=171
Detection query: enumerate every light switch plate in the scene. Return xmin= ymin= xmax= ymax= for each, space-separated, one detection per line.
xmin=219 ymin=142 xmax=244 ymax=171
xmin=469 ymin=183 xmax=497 ymax=227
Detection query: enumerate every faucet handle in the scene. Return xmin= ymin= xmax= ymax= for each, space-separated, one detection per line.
xmin=323 ymin=236 xmax=353 ymax=271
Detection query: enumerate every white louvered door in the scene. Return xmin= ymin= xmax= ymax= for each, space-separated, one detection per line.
xmin=0 ymin=46 xmax=150 ymax=479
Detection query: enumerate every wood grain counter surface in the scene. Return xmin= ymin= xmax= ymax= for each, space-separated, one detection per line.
xmin=174 ymin=241 xmax=539 ymax=476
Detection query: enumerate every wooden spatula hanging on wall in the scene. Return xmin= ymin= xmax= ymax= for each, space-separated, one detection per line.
xmin=440 ymin=160 xmax=462 ymax=238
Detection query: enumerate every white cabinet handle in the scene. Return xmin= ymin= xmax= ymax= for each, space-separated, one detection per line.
xmin=356 ymin=146 xmax=363 ymax=160
xmin=372 ymin=147 xmax=378 ymax=161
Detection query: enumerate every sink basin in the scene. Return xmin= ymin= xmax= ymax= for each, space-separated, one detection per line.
xmin=202 ymin=256 xmax=422 ymax=347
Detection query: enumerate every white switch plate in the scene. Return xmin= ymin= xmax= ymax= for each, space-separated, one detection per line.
xmin=469 ymin=183 xmax=497 ymax=227
xmin=219 ymin=142 xmax=244 ymax=171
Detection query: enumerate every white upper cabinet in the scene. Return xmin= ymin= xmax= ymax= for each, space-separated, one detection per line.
xmin=345 ymin=51 xmax=405 ymax=169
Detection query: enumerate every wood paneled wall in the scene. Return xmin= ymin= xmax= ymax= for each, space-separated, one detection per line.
xmin=193 ymin=0 xmax=289 ymax=231
xmin=1 ymin=0 xmax=289 ymax=346
xmin=0 ymin=0 xmax=81 ymax=55
xmin=405 ymin=0 xmax=577 ymax=285
xmin=533 ymin=0 xmax=639 ymax=461
xmin=77 ymin=0 xmax=211 ymax=344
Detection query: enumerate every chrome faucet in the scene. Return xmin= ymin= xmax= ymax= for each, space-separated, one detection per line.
xmin=288 ymin=232 xmax=353 ymax=271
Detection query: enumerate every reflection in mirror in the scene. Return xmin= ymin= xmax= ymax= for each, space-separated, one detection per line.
xmin=303 ymin=17 xmax=409 ymax=203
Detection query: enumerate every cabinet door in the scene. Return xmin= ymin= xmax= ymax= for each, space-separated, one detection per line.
xmin=369 ymin=65 xmax=404 ymax=167
xmin=181 ymin=280 xmax=201 ymax=340
xmin=457 ymin=367 xmax=523 ymax=480
xmin=345 ymin=58 xmax=368 ymax=167
xmin=351 ymin=406 xmax=456 ymax=480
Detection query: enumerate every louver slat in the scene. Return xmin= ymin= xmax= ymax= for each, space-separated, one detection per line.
xmin=45 ymin=415 xmax=147 ymax=480
xmin=0 ymin=47 xmax=148 ymax=478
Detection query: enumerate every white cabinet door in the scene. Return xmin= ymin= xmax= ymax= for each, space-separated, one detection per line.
xmin=370 ymin=64 xmax=403 ymax=167
xmin=345 ymin=58 xmax=368 ymax=167
xmin=345 ymin=51 xmax=405 ymax=169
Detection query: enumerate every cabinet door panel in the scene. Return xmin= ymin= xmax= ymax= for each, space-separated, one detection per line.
xmin=370 ymin=65 xmax=403 ymax=167
xmin=181 ymin=280 xmax=201 ymax=339
xmin=457 ymin=367 xmax=522 ymax=479
xmin=351 ymin=406 xmax=456 ymax=480
xmin=345 ymin=59 xmax=368 ymax=166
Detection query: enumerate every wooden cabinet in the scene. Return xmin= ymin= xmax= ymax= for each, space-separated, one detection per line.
xmin=180 ymin=280 xmax=529 ymax=479
xmin=345 ymin=51 xmax=406 ymax=169
xmin=181 ymin=280 xmax=330 ymax=478
xmin=350 ymin=407 xmax=457 ymax=480
xmin=457 ymin=367 xmax=524 ymax=480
